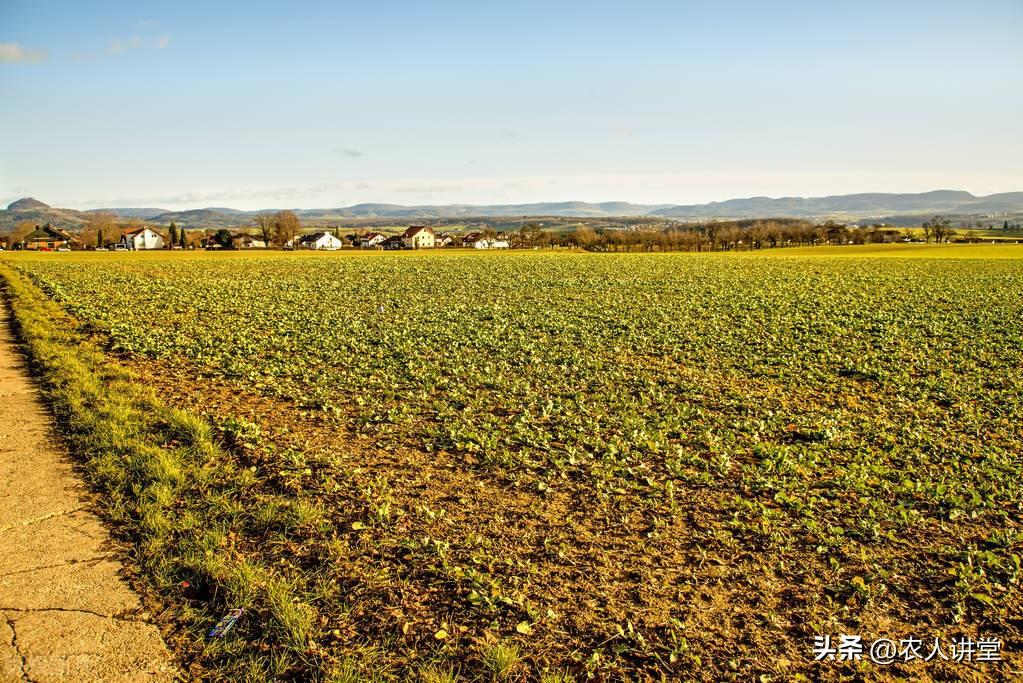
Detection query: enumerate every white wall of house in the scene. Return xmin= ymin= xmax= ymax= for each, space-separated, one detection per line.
xmin=473 ymin=238 xmax=510 ymax=249
xmin=308 ymin=234 xmax=344 ymax=250
xmin=123 ymin=228 xmax=165 ymax=250
xmin=402 ymin=228 xmax=436 ymax=249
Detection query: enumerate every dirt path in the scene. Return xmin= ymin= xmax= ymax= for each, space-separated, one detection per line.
xmin=0 ymin=306 xmax=177 ymax=682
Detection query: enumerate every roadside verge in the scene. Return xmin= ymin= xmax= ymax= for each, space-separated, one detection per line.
xmin=0 ymin=263 xmax=317 ymax=681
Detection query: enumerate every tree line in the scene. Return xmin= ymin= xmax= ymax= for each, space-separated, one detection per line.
xmin=4 ymin=213 xmax=967 ymax=252
xmin=522 ymin=216 xmax=960 ymax=251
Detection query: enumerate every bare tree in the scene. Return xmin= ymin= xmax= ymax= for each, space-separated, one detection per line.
xmin=82 ymin=212 xmax=117 ymax=248
xmin=255 ymin=213 xmax=275 ymax=246
xmin=5 ymin=220 xmax=36 ymax=248
xmin=518 ymin=222 xmax=544 ymax=247
xmin=923 ymin=216 xmax=953 ymax=243
xmin=569 ymin=226 xmax=597 ymax=249
xmin=273 ymin=210 xmax=301 ymax=247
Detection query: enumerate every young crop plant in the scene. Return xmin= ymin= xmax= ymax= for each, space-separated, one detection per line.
xmin=2 ymin=248 xmax=1021 ymax=680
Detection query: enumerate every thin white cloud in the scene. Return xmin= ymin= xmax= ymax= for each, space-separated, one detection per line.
xmin=99 ymin=35 xmax=169 ymax=57
xmin=393 ymin=184 xmax=463 ymax=194
xmin=86 ymin=182 xmax=349 ymax=207
xmin=0 ymin=42 xmax=48 ymax=64
xmin=108 ymin=36 xmax=146 ymax=55
xmin=307 ymin=182 xmax=347 ymax=193
xmin=336 ymin=148 xmax=363 ymax=158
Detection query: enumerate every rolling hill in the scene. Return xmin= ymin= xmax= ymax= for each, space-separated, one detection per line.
xmin=3 ymin=190 xmax=1021 ymax=232
xmin=648 ymin=190 xmax=985 ymax=218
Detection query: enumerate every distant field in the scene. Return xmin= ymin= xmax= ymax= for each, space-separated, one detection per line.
xmin=10 ymin=241 xmax=1023 ymax=261
xmin=2 ymin=248 xmax=1021 ymax=681
xmin=740 ymin=243 xmax=1023 ymax=258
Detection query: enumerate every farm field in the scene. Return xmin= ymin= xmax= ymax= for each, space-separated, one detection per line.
xmin=1 ymin=247 xmax=1022 ymax=681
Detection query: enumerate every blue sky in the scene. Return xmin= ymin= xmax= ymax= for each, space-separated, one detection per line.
xmin=1 ymin=0 xmax=1021 ymax=210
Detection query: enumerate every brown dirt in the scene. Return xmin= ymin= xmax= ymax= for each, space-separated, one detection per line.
xmin=140 ymin=355 xmax=1022 ymax=681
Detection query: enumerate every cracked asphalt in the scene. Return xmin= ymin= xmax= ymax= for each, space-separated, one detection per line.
xmin=0 ymin=306 xmax=177 ymax=682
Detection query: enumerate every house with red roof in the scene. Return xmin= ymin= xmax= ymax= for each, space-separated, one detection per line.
xmin=359 ymin=232 xmax=387 ymax=248
xmin=401 ymin=225 xmax=436 ymax=249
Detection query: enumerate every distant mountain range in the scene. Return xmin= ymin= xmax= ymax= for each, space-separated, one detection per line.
xmin=650 ymin=190 xmax=1023 ymax=218
xmin=3 ymin=190 xmax=1022 ymax=232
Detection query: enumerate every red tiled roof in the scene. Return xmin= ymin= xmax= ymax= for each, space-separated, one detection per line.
xmin=401 ymin=225 xmax=435 ymax=238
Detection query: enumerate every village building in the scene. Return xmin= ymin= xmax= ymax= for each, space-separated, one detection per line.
xmin=20 ymin=225 xmax=75 ymax=250
xmin=120 ymin=227 xmax=165 ymax=250
xmin=401 ymin=225 xmax=436 ymax=249
xmin=200 ymin=234 xmax=224 ymax=249
xmin=875 ymin=229 xmax=906 ymax=244
xmin=359 ymin=232 xmax=387 ymax=248
xmin=233 ymin=234 xmax=267 ymax=249
xmin=435 ymin=233 xmax=455 ymax=247
xmin=381 ymin=235 xmax=404 ymax=250
xmin=460 ymin=232 xmax=483 ymax=247
xmin=298 ymin=231 xmax=345 ymax=250
xmin=473 ymin=237 xmax=510 ymax=250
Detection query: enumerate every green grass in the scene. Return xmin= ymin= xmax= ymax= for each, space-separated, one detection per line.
xmin=418 ymin=663 xmax=459 ymax=683
xmin=479 ymin=641 xmax=521 ymax=681
xmin=0 ymin=262 xmax=324 ymax=680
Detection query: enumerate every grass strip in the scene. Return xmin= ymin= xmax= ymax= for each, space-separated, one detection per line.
xmin=0 ymin=263 xmax=325 ymax=681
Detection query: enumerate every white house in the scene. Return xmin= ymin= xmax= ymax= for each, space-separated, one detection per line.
xmin=359 ymin=232 xmax=387 ymax=248
xmin=120 ymin=227 xmax=165 ymax=250
xmin=402 ymin=225 xmax=436 ymax=249
xmin=234 ymin=234 xmax=267 ymax=249
xmin=472 ymin=237 xmax=510 ymax=250
xmin=299 ymin=232 xmax=344 ymax=250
